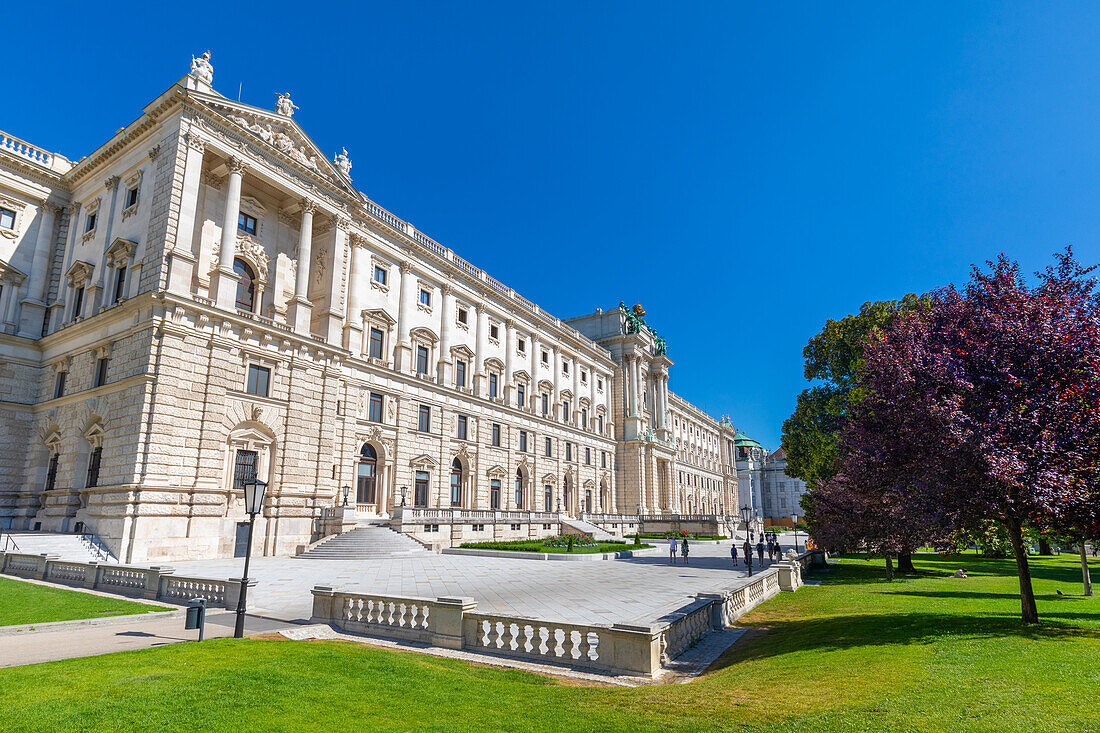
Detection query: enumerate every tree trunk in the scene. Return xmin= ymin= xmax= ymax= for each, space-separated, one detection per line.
xmin=897 ymin=551 xmax=916 ymax=574
xmin=1037 ymin=538 xmax=1052 ymax=556
xmin=1082 ymin=543 xmax=1094 ymax=598
xmin=1006 ymin=519 xmax=1040 ymax=624
xmin=884 ymin=554 xmax=894 ymax=582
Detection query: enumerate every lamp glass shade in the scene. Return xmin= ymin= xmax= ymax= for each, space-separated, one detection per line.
xmin=243 ymin=478 xmax=268 ymax=515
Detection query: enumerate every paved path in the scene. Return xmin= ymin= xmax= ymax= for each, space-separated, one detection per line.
xmin=0 ymin=611 xmax=296 ymax=668
xmin=163 ymin=540 xmax=790 ymax=626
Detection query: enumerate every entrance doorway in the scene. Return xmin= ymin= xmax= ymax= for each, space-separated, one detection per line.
xmin=357 ymin=444 xmax=378 ymax=513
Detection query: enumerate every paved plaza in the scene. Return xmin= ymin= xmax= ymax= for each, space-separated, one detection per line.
xmin=164 ymin=537 xmax=791 ymax=626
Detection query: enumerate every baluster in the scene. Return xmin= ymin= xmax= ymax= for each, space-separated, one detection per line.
xmin=577 ymin=630 xmax=591 ymax=662
xmin=537 ymin=626 xmax=549 ymax=655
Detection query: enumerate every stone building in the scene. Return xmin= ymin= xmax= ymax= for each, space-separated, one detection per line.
xmin=0 ymin=53 xmax=746 ymax=562
xmin=760 ymin=447 xmax=809 ymax=526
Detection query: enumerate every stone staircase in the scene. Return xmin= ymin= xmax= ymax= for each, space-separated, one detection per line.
xmin=561 ymin=516 xmax=617 ymax=541
xmin=1 ymin=531 xmax=117 ymax=563
xmin=296 ymin=523 xmax=429 ymax=560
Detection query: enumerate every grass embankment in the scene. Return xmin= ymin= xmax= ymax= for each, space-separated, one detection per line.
xmin=0 ymin=576 xmax=169 ymax=626
xmin=458 ymin=539 xmax=653 ymax=554
xmin=2 ymin=554 xmax=1098 ymax=731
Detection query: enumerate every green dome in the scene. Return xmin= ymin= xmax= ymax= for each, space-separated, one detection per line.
xmin=734 ymin=433 xmax=762 ymax=448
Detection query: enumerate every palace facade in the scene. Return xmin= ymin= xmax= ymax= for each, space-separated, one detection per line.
xmin=0 ymin=54 xmax=747 ymax=562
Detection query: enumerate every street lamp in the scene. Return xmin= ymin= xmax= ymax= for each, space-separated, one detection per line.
xmin=740 ymin=505 xmax=752 ymax=542
xmin=234 ymin=476 xmax=268 ymax=639
xmin=400 ymin=485 xmax=408 ymax=507
xmin=792 ymin=514 xmax=800 ymax=553
xmin=342 ymin=485 xmax=350 ymax=507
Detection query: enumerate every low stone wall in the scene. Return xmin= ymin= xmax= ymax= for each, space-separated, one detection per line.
xmin=441 ymin=545 xmax=663 ymax=562
xmin=580 ymin=513 xmax=742 ymax=539
xmin=310 ymin=560 xmax=804 ymax=678
xmin=391 ymin=507 xmax=563 ymax=550
xmin=0 ymin=552 xmax=251 ymax=608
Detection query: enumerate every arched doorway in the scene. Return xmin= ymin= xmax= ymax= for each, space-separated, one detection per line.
xmin=356 ymin=443 xmax=378 ymax=512
xmin=514 ymin=468 xmax=529 ymax=510
xmin=234 ymin=258 xmax=256 ymax=312
xmin=450 ymin=458 xmax=463 ymax=507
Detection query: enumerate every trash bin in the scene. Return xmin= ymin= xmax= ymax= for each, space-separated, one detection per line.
xmin=185 ymin=597 xmax=207 ymax=640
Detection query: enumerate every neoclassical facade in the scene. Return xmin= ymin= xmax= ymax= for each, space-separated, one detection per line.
xmin=0 ymin=54 xmax=746 ymax=562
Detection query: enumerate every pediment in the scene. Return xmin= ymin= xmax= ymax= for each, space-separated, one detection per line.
xmin=190 ymin=92 xmax=359 ymax=196
xmin=410 ymin=453 xmax=437 ymax=469
xmin=450 ymin=344 xmax=475 ymax=360
xmin=0 ymin=259 xmax=27 ymax=285
xmin=486 ymin=464 xmax=506 ymax=478
xmin=512 ymin=369 xmax=531 ymax=383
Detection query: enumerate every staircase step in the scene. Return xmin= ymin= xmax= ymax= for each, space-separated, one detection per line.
xmin=297 ymin=524 xmax=428 ymax=560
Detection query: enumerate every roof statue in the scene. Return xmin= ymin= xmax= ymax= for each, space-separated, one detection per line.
xmin=620 ymin=301 xmax=647 ymax=334
xmin=334 ymin=147 xmax=352 ymax=177
xmin=275 ymin=93 xmax=299 ymax=117
xmin=190 ymin=51 xmax=213 ymax=85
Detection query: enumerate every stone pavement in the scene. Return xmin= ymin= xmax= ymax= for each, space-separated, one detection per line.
xmin=163 ymin=539 xmax=791 ymax=626
xmin=0 ymin=610 xmax=297 ymax=668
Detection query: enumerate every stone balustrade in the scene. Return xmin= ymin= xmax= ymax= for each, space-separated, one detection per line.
xmin=0 ymin=552 xmax=250 ymax=608
xmin=393 ymin=507 xmax=561 ymax=525
xmin=0 ymin=130 xmax=72 ymax=172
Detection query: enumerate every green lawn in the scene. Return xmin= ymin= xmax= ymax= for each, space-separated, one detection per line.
xmin=458 ymin=539 xmax=654 ymax=553
xmin=2 ymin=553 xmax=1098 ymax=732
xmin=0 ymin=576 xmax=169 ymax=626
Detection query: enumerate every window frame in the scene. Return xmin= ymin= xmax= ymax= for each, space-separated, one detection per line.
xmin=237 ymin=212 xmax=258 ymax=236
xmin=368 ymin=392 xmax=384 ymax=423
xmin=417 ymin=404 xmax=432 ymax=433
xmin=368 ymin=327 xmax=385 ymax=360
xmin=245 ymin=364 xmax=271 ymax=397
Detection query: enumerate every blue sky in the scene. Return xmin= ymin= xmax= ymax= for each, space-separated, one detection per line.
xmin=7 ymin=2 xmax=1100 ymax=448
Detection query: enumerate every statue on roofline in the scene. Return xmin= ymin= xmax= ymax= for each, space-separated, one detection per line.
xmin=276 ymin=92 xmax=299 ymax=117
xmin=190 ymin=51 xmax=213 ymax=85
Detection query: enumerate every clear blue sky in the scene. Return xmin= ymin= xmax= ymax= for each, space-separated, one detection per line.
xmin=7 ymin=2 xmax=1100 ymax=448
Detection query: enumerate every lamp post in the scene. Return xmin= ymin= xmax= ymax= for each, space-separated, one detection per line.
xmin=234 ymin=476 xmax=268 ymax=639
xmin=740 ymin=505 xmax=752 ymax=542
xmin=342 ymin=485 xmax=350 ymax=507
xmin=400 ymin=485 xmax=408 ymax=507
xmin=792 ymin=514 xmax=800 ymax=553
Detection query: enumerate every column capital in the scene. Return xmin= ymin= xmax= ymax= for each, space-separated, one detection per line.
xmin=300 ymin=199 xmax=318 ymax=215
xmin=104 ymin=175 xmax=120 ymax=192
xmin=228 ymin=156 xmax=248 ymax=175
xmin=184 ymin=132 xmax=206 ymax=153
xmin=334 ymin=214 xmax=352 ymax=230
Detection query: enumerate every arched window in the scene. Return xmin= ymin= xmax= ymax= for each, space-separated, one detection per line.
xmin=357 ymin=443 xmax=377 ymax=505
xmin=234 ymin=258 xmax=256 ymax=312
xmin=514 ymin=469 xmax=524 ymax=509
xmin=450 ymin=458 xmax=462 ymax=507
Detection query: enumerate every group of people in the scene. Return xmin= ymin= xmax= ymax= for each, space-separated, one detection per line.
xmin=668 ymin=536 xmax=691 ymax=564
xmin=667 ymin=532 xmax=786 ymax=574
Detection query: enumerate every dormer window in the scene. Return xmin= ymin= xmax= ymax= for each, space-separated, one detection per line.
xmin=237 ymin=212 xmax=257 ymax=236
xmin=0 ymin=208 xmax=15 ymax=230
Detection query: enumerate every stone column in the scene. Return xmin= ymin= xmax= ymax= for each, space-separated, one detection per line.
xmin=552 ymin=346 xmax=561 ymax=420
xmin=475 ymin=306 xmax=488 ymax=395
xmin=17 ymin=202 xmax=58 ymax=337
xmin=287 ymin=200 xmax=316 ymax=334
xmin=87 ymin=176 xmax=121 ymax=316
xmin=654 ymin=371 xmax=668 ymax=432
xmin=529 ymin=334 xmax=539 ymax=410
xmin=571 ymin=353 xmax=580 ymax=426
xmin=212 ymin=156 xmax=246 ymax=310
xmin=394 ymin=261 xmax=416 ymax=371
xmin=503 ymin=319 xmax=514 ymax=404
xmin=438 ymin=285 xmax=453 ymax=382
xmin=167 ymin=133 xmax=206 ymax=297
xmin=343 ymin=235 xmax=367 ymax=354
xmin=47 ymin=203 xmax=80 ymax=333
xmin=321 ymin=217 xmax=349 ymax=344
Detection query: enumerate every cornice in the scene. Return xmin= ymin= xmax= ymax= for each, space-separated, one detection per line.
xmin=66 ymin=90 xmax=182 ymax=186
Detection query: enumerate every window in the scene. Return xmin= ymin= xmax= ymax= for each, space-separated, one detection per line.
xmin=517 ymin=338 xmax=526 ymax=354
xmin=418 ymin=405 xmax=431 ymax=432
xmin=581 ymin=370 xmax=587 ymax=383
xmin=416 ymin=345 xmax=430 ymax=375
xmin=541 ymin=393 xmax=549 ymax=416
xmin=414 ymin=471 xmax=429 ymax=507
xmin=597 ymin=415 xmax=604 ymax=433
xmin=519 ymin=430 xmax=528 ymax=452
xmin=601 ymin=451 xmax=608 ymax=468
xmin=368 ymin=393 xmax=384 ymax=423
xmin=112 ymin=266 xmax=127 ymax=304
xmin=562 ymin=401 xmax=570 ymax=422
xmin=488 ymin=373 xmax=498 ymax=398
xmin=517 ymin=384 xmax=526 ymax=408
xmin=86 ymin=446 xmax=103 ymax=489
xmin=125 ymin=186 xmax=139 ymax=209
xmin=418 ymin=288 xmax=432 ymax=307
xmin=238 ymin=212 xmax=257 ymax=236
xmin=541 ymin=350 xmax=549 ymax=365
xmin=0 ymin=207 xmax=14 ymax=230
xmin=368 ymin=327 xmax=384 ymax=360
xmin=232 ymin=449 xmax=258 ymax=491
xmin=491 ymin=423 xmax=501 ymax=446
xmin=562 ymin=361 xmax=569 ymax=375
xmin=450 ymin=458 xmax=463 ymax=506
xmin=45 ymin=453 xmax=60 ymax=492
xmin=597 ymin=377 xmax=603 ymax=391
xmin=85 ymin=212 xmax=97 ymax=233
xmin=515 ymin=470 xmax=524 ymax=508
xmin=54 ymin=372 xmax=66 ymax=399
xmin=373 ymin=265 xmax=387 ymax=286
xmin=455 ymin=360 xmax=467 ymax=387
xmin=357 ymin=444 xmax=377 ymax=504
xmin=544 ymin=485 xmax=553 ymax=512
xmin=246 ymin=365 xmax=270 ymax=397
xmin=489 ymin=323 xmax=499 ymax=340
xmin=565 ymin=442 xmax=572 ymax=461
xmin=233 ymin=258 xmax=256 ymax=312
xmin=544 ymin=437 xmax=552 ymax=457
xmin=585 ymin=447 xmax=591 ymax=465
xmin=72 ymin=286 xmax=85 ymax=320
xmin=457 ymin=414 xmax=468 ymax=441
xmin=490 ymin=479 xmax=501 ymax=509
xmin=457 ymin=307 xmax=468 ymax=325
xmin=581 ymin=408 xmax=588 ymax=429
xmin=94 ymin=358 xmax=109 ymax=388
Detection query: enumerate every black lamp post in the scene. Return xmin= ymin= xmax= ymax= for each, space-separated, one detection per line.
xmin=740 ymin=505 xmax=752 ymax=541
xmin=342 ymin=485 xmax=351 ymax=507
xmin=400 ymin=485 xmax=408 ymax=507
xmin=792 ymin=514 xmax=801 ymax=553
xmin=234 ymin=476 xmax=268 ymax=639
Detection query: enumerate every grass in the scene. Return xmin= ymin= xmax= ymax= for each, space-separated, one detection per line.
xmin=2 ymin=553 xmax=1098 ymax=732
xmin=0 ymin=576 xmax=169 ymax=626
xmin=458 ymin=539 xmax=654 ymax=553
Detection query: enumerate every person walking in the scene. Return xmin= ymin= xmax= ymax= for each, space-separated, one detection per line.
xmin=681 ymin=537 xmax=690 ymax=565
xmin=669 ymin=536 xmax=678 ymax=564
xmin=745 ymin=548 xmax=753 ymax=576
xmin=730 ymin=542 xmax=739 ymax=567
xmin=757 ymin=539 xmax=765 ymax=565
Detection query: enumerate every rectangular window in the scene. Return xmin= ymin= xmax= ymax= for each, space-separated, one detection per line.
xmin=246 ymin=365 xmax=271 ymax=397
xmin=585 ymin=447 xmax=591 ymax=465
xmin=488 ymin=373 xmax=498 ymax=398
xmin=517 ymin=338 xmax=526 ymax=354
xmin=45 ymin=453 xmax=59 ymax=492
xmin=86 ymin=446 xmax=103 ymax=489
xmin=489 ymin=324 xmax=499 ymax=340
xmin=541 ymin=350 xmax=549 ymax=365
xmin=581 ymin=408 xmax=588 ymax=429
xmin=419 ymin=288 xmax=431 ymax=307
xmin=368 ymin=392 xmax=384 ymax=423
xmin=517 ymin=384 xmax=526 ymax=408
xmin=94 ymin=358 xmax=109 ymax=388
xmin=457 ymin=307 xmax=468 ymax=325
xmin=563 ymin=361 xmax=569 ymax=375
xmin=563 ymin=401 xmax=570 ymax=422
xmin=368 ymin=327 xmax=384 ymax=359
xmin=125 ymin=187 xmax=139 ymax=209
xmin=85 ymin=212 xmax=97 ymax=233
xmin=601 ymin=451 xmax=608 ymax=469
xmin=457 ymin=414 xmax=468 ymax=441
xmin=581 ymin=370 xmax=587 ymax=383
xmin=418 ymin=405 xmax=431 ymax=432
xmin=565 ymin=442 xmax=572 ymax=461
xmin=490 ymin=479 xmax=501 ymax=509
xmin=373 ymin=265 xmax=387 ymax=285
xmin=492 ymin=423 xmax=501 ymax=447
xmin=455 ymin=360 xmax=467 ymax=387
xmin=544 ymin=485 xmax=553 ymax=512
xmin=416 ymin=345 xmax=429 ymax=375
xmin=232 ymin=449 xmax=258 ymax=491
xmin=72 ymin=287 xmax=85 ymax=320
xmin=238 ymin=212 xmax=257 ymax=235
xmin=541 ymin=393 xmax=549 ymax=416
xmin=414 ymin=471 xmax=429 ymax=507
xmin=519 ymin=431 xmax=528 ymax=453
xmin=544 ymin=437 xmax=552 ymax=457
xmin=597 ymin=377 xmax=603 ymax=391
xmin=0 ymin=207 xmax=14 ymax=230
xmin=113 ymin=266 xmax=127 ymax=303
xmin=54 ymin=372 xmax=66 ymax=399
xmin=597 ymin=415 xmax=604 ymax=433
